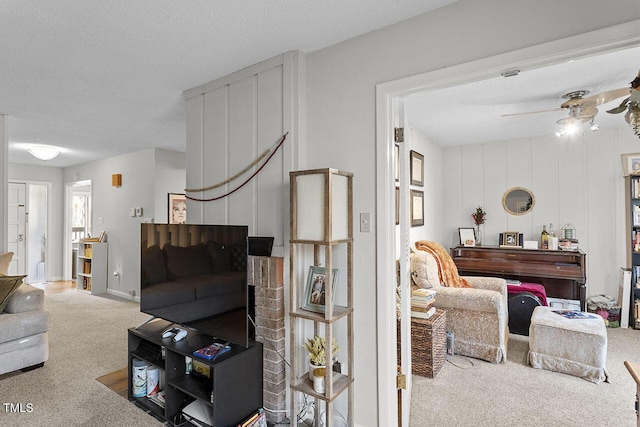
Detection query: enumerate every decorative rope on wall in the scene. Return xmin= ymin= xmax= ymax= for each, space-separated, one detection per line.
xmin=185 ymin=132 xmax=289 ymax=202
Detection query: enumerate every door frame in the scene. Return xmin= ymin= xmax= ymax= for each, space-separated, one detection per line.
xmin=64 ymin=179 xmax=92 ymax=280
xmin=375 ymin=21 xmax=640 ymax=425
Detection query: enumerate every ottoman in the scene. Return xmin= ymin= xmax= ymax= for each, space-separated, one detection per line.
xmin=528 ymin=306 xmax=608 ymax=383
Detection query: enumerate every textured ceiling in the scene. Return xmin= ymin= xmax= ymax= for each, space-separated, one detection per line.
xmin=405 ymin=45 xmax=640 ymax=146
xmin=1 ymin=0 xmax=458 ymax=167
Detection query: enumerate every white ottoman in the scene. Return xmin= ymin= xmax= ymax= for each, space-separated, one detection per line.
xmin=528 ymin=306 xmax=608 ymax=383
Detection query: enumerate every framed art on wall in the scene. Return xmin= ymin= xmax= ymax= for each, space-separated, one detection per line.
xmin=410 ymin=189 xmax=424 ymax=227
xmin=302 ymin=266 xmax=339 ymax=314
xmin=168 ymin=193 xmax=187 ymax=224
xmin=410 ymin=150 xmax=424 ymax=186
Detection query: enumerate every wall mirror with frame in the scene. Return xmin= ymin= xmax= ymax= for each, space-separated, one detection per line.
xmin=502 ymin=187 xmax=535 ymax=216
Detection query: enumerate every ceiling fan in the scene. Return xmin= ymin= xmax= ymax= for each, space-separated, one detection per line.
xmin=502 ymin=85 xmax=632 ymax=135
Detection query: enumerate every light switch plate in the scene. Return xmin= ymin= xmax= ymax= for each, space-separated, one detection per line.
xmin=135 ymin=207 xmax=143 ymax=217
xmin=360 ymin=213 xmax=371 ymax=233
xmin=129 ymin=208 xmax=136 ymax=217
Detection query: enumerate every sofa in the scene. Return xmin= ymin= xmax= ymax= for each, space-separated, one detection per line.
xmin=411 ymin=241 xmax=509 ymax=363
xmin=140 ymin=240 xmax=247 ymax=324
xmin=0 ymin=252 xmax=50 ymax=376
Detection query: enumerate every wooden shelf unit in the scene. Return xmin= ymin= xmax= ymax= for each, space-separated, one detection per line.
xmin=289 ymin=168 xmax=354 ymax=427
xmin=76 ymin=241 xmax=107 ymax=295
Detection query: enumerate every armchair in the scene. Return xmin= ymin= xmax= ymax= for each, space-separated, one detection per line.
xmin=411 ymin=241 xmax=508 ymax=363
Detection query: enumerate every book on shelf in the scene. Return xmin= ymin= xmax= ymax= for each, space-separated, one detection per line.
xmin=411 ymin=299 xmax=435 ymax=311
xmin=193 ymin=342 xmax=231 ymax=361
xmin=411 ymin=306 xmax=437 ymax=320
xmin=148 ymin=390 xmax=166 ymax=408
xmin=411 ymin=288 xmax=436 ymax=298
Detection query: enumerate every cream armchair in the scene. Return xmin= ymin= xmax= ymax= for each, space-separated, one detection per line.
xmin=411 ymin=241 xmax=508 ymax=363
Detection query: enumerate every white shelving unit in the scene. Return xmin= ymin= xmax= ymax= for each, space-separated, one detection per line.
xmin=289 ymin=168 xmax=354 ymax=427
xmin=77 ymin=241 xmax=107 ymax=295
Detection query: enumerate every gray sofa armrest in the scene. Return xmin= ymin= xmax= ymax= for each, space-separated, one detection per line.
xmin=4 ymin=284 xmax=44 ymax=314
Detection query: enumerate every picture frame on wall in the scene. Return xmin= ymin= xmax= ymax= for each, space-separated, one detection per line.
xmin=302 ymin=266 xmax=339 ymax=314
xmin=458 ymin=227 xmax=476 ymax=247
xmin=410 ymin=150 xmax=424 ymax=186
xmin=410 ymin=189 xmax=424 ymax=227
xmin=168 ymin=193 xmax=187 ymax=224
xmin=621 ymin=153 xmax=640 ymax=177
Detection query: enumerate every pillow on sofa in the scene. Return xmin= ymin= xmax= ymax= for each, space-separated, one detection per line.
xmin=414 ymin=240 xmax=471 ymax=288
xmin=207 ymin=241 xmax=232 ymax=273
xmin=141 ymin=245 xmax=167 ymax=284
xmin=164 ymin=243 xmax=211 ymax=278
xmin=0 ymin=275 xmax=27 ymax=312
xmin=0 ymin=252 xmax=14 ymax=275
xmin=231 ymin=245 xmax=247 ymax=271
xmin=410 ymin=250 xmax=441 ymax=289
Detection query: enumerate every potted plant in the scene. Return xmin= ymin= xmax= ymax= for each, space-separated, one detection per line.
xmin=303 ymin=336 xmax=339 ymax=381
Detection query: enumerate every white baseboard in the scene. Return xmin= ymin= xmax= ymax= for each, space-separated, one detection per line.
xmin=107 ymin=288 xmax=140 ymax=302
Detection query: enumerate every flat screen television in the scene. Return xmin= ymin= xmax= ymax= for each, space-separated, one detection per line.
xmin=140 ymin=223 xmax=252 ymax=347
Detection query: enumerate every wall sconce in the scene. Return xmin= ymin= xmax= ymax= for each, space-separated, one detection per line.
xmin=27 ymin=145 xmax=60 ymax=161
xmin=112 ymin=174 xmax=122 ymax=187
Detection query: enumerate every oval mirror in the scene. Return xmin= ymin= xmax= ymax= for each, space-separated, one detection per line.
xmin=502 ymin=187 xmax=535 ymax=216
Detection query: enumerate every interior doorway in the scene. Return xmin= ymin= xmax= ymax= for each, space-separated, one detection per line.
xmin=65 ymin=180 xmax=92 ymax=281
xmin=375 ymin=29 xmax=636 ymax=426
xmin=7 ymin=181 xmax=51 ymax=283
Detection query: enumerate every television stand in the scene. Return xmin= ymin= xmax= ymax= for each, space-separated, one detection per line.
xmin=134 ymin=315 xmax=158 ymax=330
xmin=128 ymin=319 xmax=263 ymax=426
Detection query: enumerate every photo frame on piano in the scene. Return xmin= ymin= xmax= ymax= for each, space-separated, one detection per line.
xmin=499 ymin=231 xmax=523 ymax=248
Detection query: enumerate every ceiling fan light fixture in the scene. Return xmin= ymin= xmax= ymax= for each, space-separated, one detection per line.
xmin=589 ymin=120 xmax=600 ymax=132
xmin=27 ymin=145 xmax=61 ymax=161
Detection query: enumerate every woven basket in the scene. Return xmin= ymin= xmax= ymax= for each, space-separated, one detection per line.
xmin=397 ymin=310 xmax=447 ymax=378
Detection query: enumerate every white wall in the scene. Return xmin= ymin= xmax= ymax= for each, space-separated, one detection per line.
xmin=8 ymin=164 xmax=64 ymax=280
xmin=63 ymin=148 xmax=184 ymax=297
xmin=304 ymin=2 xmax=638 ymax=425
xmin=441 ymin=127 xmax=639 ymax=299
xmin=183 ymin=1 xmax=639 ymax=424
xmin=0 ymin=116 xmax=7 ymax=253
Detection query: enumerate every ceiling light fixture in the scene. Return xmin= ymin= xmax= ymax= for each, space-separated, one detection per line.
xmin=589 ymin=119 xmax=600 ymax=131
xmin=27 ymin=145 xmax=61 ymax=161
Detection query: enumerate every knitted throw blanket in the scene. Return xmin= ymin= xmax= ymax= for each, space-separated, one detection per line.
xmin=414 ymin=240 xmax=471 ymax=288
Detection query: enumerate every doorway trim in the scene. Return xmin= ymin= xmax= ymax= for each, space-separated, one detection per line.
xmin=375 ymin=21 xmax=640 ymax=425
xmin=64 ymin=179 xmax=92 ymax=280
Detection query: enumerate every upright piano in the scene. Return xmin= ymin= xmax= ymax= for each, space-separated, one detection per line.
xmin=450 ymin=245 xmax=587 ymax=310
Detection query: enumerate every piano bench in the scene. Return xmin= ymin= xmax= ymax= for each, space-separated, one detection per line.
xmin=528 ymin=306 xmax=609 ymax=383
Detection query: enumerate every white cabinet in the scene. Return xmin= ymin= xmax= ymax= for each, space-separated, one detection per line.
xmin=77 ymin=242 xmax=107 ymax=294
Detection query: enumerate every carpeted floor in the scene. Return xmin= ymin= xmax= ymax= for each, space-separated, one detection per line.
xmin=410 ymin=328 xmax=640 ymax=426
xmin=0 ymin=287 xmax=164 ymax=427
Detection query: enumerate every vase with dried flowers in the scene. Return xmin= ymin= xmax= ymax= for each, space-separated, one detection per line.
xmin=303 ymin=335 xmax=339 ymax=382
xmin=472 ymin=206 xmax=486 ymax=245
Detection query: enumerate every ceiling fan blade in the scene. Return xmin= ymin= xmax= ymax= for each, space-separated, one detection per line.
xmin=562 ymin=87 xmax=631 ymax=108
xmin=500 ymin=108 xmax=562 ymax=118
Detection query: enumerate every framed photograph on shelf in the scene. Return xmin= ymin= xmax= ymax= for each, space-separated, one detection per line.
xmin=499 ymin=231 xmax=523 ymax=248
xmin=168 ymin=193 xmax=187 ymax=224
xmin=302 ymin=266 xmax=339 ymax=314
xmin=621 ymin=153 xmax=640 ymax=177
xmin=410 ymin=189 xmax=424 ymax=227
xmin=458 ymin=227 xmax=476 ymax=247
xmin=410 ymin=150 xmax=424 ymax=186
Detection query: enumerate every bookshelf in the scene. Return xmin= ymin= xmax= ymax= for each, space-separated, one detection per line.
xmin=626 ymin=175 xmax=640 ymax=329
xmin=289 ymin=168 xmax=354 ymax=426
xmin=76 ymin=241 xmax=107 ymax=295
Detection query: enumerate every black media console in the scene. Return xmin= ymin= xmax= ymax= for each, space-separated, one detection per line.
xmin=128 ymin=319 xmax=263 ymax=426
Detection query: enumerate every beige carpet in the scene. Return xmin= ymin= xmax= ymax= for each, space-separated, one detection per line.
xmin=0 ymin=287 xmax=163 ymax=427
xmin=410 ymin=328 xmax=640 ymax=426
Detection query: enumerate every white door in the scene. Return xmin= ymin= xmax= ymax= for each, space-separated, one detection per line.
xmin=8 ymin=183 xmax=27 ymax=276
